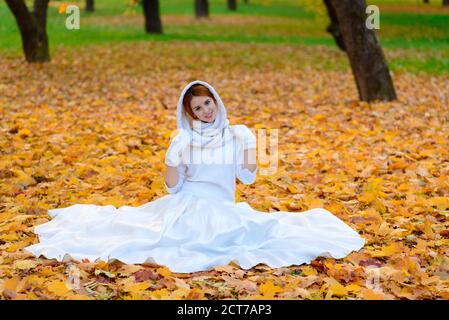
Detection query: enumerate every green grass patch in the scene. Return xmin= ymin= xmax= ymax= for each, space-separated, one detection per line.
xmin=0 ymin=0 xmax=448 ymax=74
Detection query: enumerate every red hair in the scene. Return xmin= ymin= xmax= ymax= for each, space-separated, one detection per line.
xmin=182 ymin=84 xmax=217 ymax=120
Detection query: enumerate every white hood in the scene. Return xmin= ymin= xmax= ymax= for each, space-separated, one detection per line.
xmin=176 ymin=80 xmax=229 ymax=133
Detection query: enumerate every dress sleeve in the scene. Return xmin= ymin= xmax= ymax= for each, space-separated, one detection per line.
xmin=164 ymin=163 xmax=187 ymax=194
xmin=234 ymin=137 xmax=257 ymax=185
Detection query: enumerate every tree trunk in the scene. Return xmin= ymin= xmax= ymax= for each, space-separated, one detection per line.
xmin=227 ymin=0 xmax=237 ymax=11
xmin=195 ymin=0 xmax=209 ymax=19
xmin=5 ymin=0 xmax=50 ymax=63
xmin=325 ymin=0 xmax=397 ymax=102
xmin=323 ymin=0 xmax=345 ymax=51
xmin=443 ymin=0 xmax=449 ymax=6
xmin=86 ymin=0 xmax=95 ymax=12
xmin=142 ymin=0 xmax=162 ymax=33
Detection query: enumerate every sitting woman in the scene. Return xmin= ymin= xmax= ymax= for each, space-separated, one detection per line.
xmin=25 ymin=80 xmax=365 ymax=273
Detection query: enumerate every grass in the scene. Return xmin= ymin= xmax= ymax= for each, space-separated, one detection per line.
xmin=0 ymin=0 xmax=448 ymax=74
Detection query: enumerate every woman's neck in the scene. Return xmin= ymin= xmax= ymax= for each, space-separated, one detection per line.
xmin=200 ymin=118 xmax=216 ymax=128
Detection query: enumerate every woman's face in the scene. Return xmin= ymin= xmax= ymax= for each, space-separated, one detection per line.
xmin=190 ymin=95 xmax=217 ymax=123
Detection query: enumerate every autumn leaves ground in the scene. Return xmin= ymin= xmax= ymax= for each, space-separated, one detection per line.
xmin=0 ymin=41 xmax=448 ymax=299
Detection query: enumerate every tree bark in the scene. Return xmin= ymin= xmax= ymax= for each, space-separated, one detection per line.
xmin=227 ymin=0 xmax=237 ymax=11
xmin=5 ymin=0 xmax=50 ymax=63
xmin=142 ymin=0 xmax=162 ymax=33
xmin=195 ymin=0 xmax=209 ymax=19
xmin=323 ymin=0 xmax=345 ymax=51
xmin=86 ymin=0 xmax=95 ymax=12
xmin=325 ymin=0 xmax=397 ymax=102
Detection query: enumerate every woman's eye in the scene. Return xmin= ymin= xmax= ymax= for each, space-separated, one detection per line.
xmin=205 ymin=100 xmax=210 ymax=105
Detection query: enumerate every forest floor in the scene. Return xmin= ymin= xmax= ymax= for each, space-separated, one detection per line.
xmin=0 ymin=40 xmax=448 ymax=299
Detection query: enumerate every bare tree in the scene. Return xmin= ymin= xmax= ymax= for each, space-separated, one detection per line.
xmin=5 ymin=0 xmax=50 ymax=63
xmin=86 ymin=0 xmax=95 ymax=12
xmin=324 ymin=0 xmax=397 ymax=102
xmin=142 ymin=0 xmax=162 ymax=33
xmin=228 ymin=0 xmax=237 ymax=11
xmin=323 ymin=0 xmax=345 ymax=51
xmin=195 ymin=0 xmax=209 ymax=19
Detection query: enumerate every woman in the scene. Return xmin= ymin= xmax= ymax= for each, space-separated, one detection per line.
xmin=24 ymin=80 xmax=365 ymax=273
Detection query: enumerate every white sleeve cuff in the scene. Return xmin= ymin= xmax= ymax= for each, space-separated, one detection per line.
xmin=236 ymin=165 xmax=257 ymax=185
xmin=165 ymin=167 xmax=186 ymax=194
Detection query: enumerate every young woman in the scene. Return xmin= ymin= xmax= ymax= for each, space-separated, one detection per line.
xmin=25 ymin=80 xmax=365 ymax=273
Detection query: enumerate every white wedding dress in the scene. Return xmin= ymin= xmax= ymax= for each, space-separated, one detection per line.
xmin=24 ymin=80 xmax=365 ymax=273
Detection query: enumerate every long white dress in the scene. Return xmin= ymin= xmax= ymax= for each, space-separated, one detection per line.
xmin=24 ymin=80 xmax=365 ymax=273
xmin=24 ymin=136 xmax=365 ymax=273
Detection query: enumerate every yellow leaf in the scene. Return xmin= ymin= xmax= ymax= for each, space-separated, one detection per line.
xmin=428 ymin=197 xmax=449 ymax=210
xmin=361 ymin=288 xmax=385 ymax=300
xmin=97 ymin=142 xmax=108 ymax=149
xmin=65 ymin=293 xmax=92 ymax=300
xmin=94 ymin=261 xmax=109 ymax=271
xmin=358 ymin=192 xmax=376 ymax=204
xmin=371 ymin=243 xmax=400 ymax=257
xmin=301 ymin=266 xmax=318 ymax=276
xmin=58 ymin=3 xmax=68 ymax=14
xmin=346 ymin=284 xmax=361 ymax=292
xmin=12 ymin=170 xmax=36 ymax=187
xmin=6 ymin=244 xmax=19 ymax=253
xmin=169 ymin=288 xmax=190 ymax=299
xmin=150 ymin=288 xmax=170 ymax=299
xmin=397 ymin=183 xmax=410 ymax=192
xmin=13 ymin=260 xmax=38 ymax=270
xmin=23 ymin=275 xmax=46 ymax=287
xmin=2 ymin=277 xmax=20 ymax=291
xmin=287 ymin=184 xmax=298 ymax=194
xmin=158 ymin=267 xmax=172 ymax=277
xmin=186 ymin=288 xmax=204 ymax=300
xmin=39 ymin=267 xmax=55 ymax=276
xmin=375 ymin=222 xmax=391 ymax=237
xmin=104 ymin=166 xmax=117 ymax=174
xmin=126 ymin=281 xmax=149 ymax=293
xmin=1 ymin=232 xmax=19 ymax=241
xmin=305 ymin=197 xmax=324 ymax=209
xmin=423 ymin=216 xmax=434 ymax=237
xmin=259 ymin=281 xmax=283 ymax=298
xmin=18 ymin=128 xmax=31 ymax=137
xmin=328 ymin=282 xmax=348 ymax=297
xmin=47 ymin=280 xmax=71 ymax=296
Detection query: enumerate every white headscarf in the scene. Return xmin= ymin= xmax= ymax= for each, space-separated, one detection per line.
xmin=176 ymin=80 xmax=233 ymax=149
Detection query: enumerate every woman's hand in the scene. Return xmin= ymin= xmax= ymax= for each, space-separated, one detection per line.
xmin=230 ymin=125 xmax=256 ymax=150
xmin=164 ymin=165 xmax=180 ymax=188
xmin=165 ymin=129 xmax=191 ymax=167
